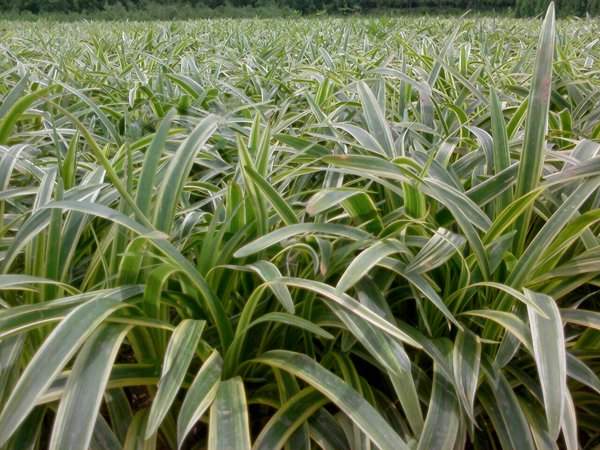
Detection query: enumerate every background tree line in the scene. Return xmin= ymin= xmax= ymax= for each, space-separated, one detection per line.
xmin=1 ymin=0 xmax=600 ymax=18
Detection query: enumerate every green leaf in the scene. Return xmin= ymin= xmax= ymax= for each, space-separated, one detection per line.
xmin=330 ymin=303 xmax=411 ymax=373
xmin=245 ymin=166 xmax=298 ymax=226
xmin=506 ymin=177 xmax=600 ymax=290
xmin=255 ymin=350 xmax=408 ymax=450
xmin=322 ymin=154 xmax=409 ymax=181
xmin=0 ymin=274 xmax=76 ymax=294
xmin=382 ymin=263 xmax=459 ymax=327
xmin=308 ymin=409 xmax=350 ymax=450
xmin=562 ymin=390 xmax=578 ymax=450
xmin=417 ymin=358 xmax=460 ymax=450
xmin=177 ymin=351 xmax=223 ymax=449
xmin=561 ymin=309 xmax=600 ymax=331
xmin=234 ymin=224 xmax=371 ymax=258
xmin=104 ymin=389 xmax=132 ymax=443
xmin=248 ymin=312 xmax=334 ymax=340
xmin=566 ymin=353 xmax=600 ymax=395
xmin=482 ymin=363 xmax=536 ymax=450
xmin=123 ymin=410 xmax=156 ymax=450
xmin=0 ymin=336 xmax=23 ymax=405
xmin=337 ymin=240 xmax=409 ymax=292
xmin=42 ymin=201 xmax=233 ymax=348
xmin=464 ymin=310 xmax=532 ymax=351
xmin=135 ymin=110 xmax=174 ymax=216
xmin=154 ymin=115 xmax=219 ymax=232
xmin=278 ymin=277 xmax=422 ymax=348
xmin=92 ymin=414 xmax=123 ymax=450
xmin=0 ymin=85 xmax=60 ymax=144
xmin=145 ymin=320 xmax=206 ymax=438
xmin=406 ymin=228 xmax=465 ymax=274
xmin=333 ymin=123 xmax=386 ymax=156
xmin=513 ymin=3 xmax=556 ymax=253
xmin=526 ymin=289 xmax=566 ymax=438
xmin=356 ymin=81 xmax=395 ymax=157
xmin=0 ymin=76 xmax=29 ymax=120
xmin=0 ymin=294 xmax=129 ymax=445
xmin=208 ymin=377 xmax=251 ymax=450
xmin=247 ymin=261 xmax=294 ymax=313
xmin=306 ymin=188 xmax=378 ymax=228
xmin=452 ymin=329 xmax=481 ymax=422
xmin=489 ymin=88 xmax=513 ymax=213
xmin=49 ymin=324 xmax=131 ymax=450
xmin=253 ymin=388 xmax=328 ymax=450
xmin=483 ymin=189 xmax=542 ymax=244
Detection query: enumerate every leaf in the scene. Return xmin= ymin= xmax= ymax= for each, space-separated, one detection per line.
xmin=145 ymin=320 xmax=206 ymax=438
xmin=0 ymin=336 xmax=23 ymax=405
xmin=0 ymin=287 xmax=142 ymax=340
xmin=417 ymin=358 xmax=460 ymax=450
xmin=424 ymin=178 xmax=492 ymax=232
xmin=330 ymin=303 xmax=411 ymax=374
xmin=389 ymin=265 xmax=460 ymax=327
xmin=561 ymin=390 xmax=578 ymax=450
xmin=0 ymin=182 xmax=105 ymax=273
xmin=308 ymin=409 xmax=350 ymax=450
xmin=0 ymin=274 xmax=76 ymax=294
xmin=482 ymin=363 xmax=536 ymax=450
xmin=452 ymin=329 xmax=481 ymax=422
xmin=255 ymin=350 xmax=409 ymax=450
xmin=561 ymin=308 xmax=600 ymax=331
xmin=277 ymin=277 xmax=422 ymax=348
xmin=177 ymin=351 xmax=223 ymax=449
xmin=245 ymin=166 xmax=298 ymax=226
xmin=104 ymin=389 xmax=132 ymax=443
xmin=506 ymin=177 xmax=600 ymax=290
xmin=208 ymin=377 xmax=251 ymax=450
xmin=306 ymin=189 xmax=368 ymax=217
xmin=460 ymin=282 xmax=547 ymax=317
xmin=322 ymin=154 xmax=408 ymax=181
xmin=248 ymin=312 xmax=334 ymax=340
xmin=513 ymin=3 xmax=556 ymax=253
xmin=0 ymin=75 xmax=29 ymax=120
xmin=58 ymin=83 xmax=121 ymax=145
xmin=422 ymin=178 xmax=490 ymax=277
xmin=566 ymin=353 xmax=600 ymax=395
xmin=253 ymin=388 xmax=328 ymax=450
xmin=246 ymin=261 xmax=294 ymax=313
xmin=123 ymin=410 xmax=156 ymax=450
xmin=489 ymin=88 xmax=513 ymax=213
xmin=526 ymin=289 xmax=566 ymax=439
xmin=42 ymin=201 xmax=233 ymax=348
xmin=333 ymin=123 xmax=386 ymax=156
xmin=154 ymin=115 xmax=219 ymax=232
xmin=356 ymin=81 xmax=394 ymax=157
xmin=0 ymin=85 xmax=60 ymax=144
xmin=406 ymin=228 xmax=465 ymax=274
xmin=234 ymin=224 xmax=371 ymax=258
xmin=91 ymin=414 xmax=123 ymax=450
xmin=463 ymin=310 xmax=532 ymax=352
xmin=135 ymin=110 xmax=174 ymax=216
xmin=49 ymin=324 xmax=131 ymax=450
xmin=483 ymin=189 xmax=542 ymax=244
xmin=0 ymin=294 xmax=129 ymax=445
xmin=3 ymin=407 xmax=45 ymax=450
xmin=336 ymin=240 xmax=409 ymax=292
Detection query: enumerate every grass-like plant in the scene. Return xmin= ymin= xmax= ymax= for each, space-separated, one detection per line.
xmin=1 ymin=3 xmax=599 ymax=449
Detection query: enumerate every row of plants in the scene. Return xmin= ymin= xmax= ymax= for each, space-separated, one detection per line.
xmin=2 ymin=0 xmax=600 ymax=17
xmin=1 ymin=4 xmax=600 ymax=449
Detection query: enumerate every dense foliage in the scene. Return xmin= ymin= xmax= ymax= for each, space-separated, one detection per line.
xmin=2 ymin=4 xmax=600 ymax=450
xmin=2 ymin=0 xmax=600 ymax=16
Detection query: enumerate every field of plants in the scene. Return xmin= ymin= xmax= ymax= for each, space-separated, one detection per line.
xmin=1 ymin=4 xmax=600 ymax=449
